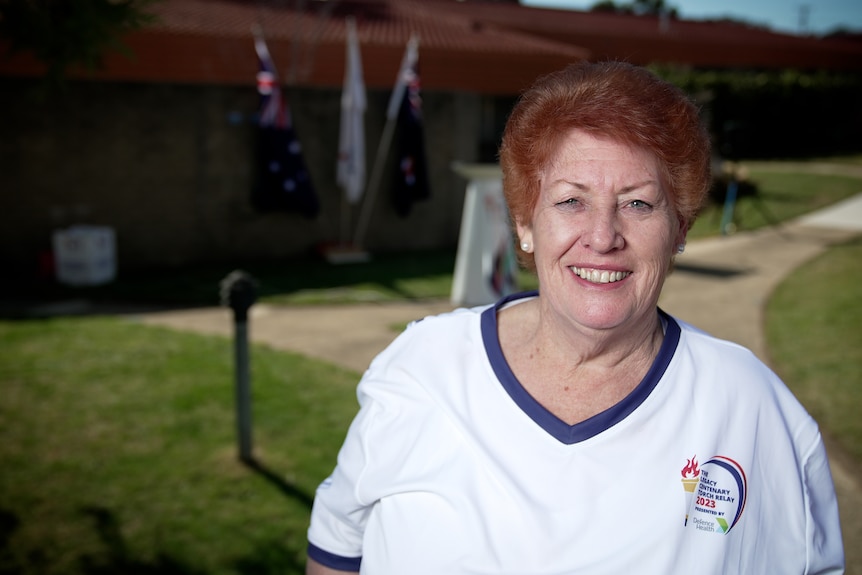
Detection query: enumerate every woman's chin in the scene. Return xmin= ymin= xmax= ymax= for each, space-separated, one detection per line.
xmin=566 ymin=302 xmax=651 ymax=333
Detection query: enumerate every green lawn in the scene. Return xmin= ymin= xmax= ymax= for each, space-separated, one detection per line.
xmin=0 ymin=318 xmax=360 ymax=575
xmin=688 ymin=169 xmax=862 ymax=239
xmin=765 ymin=235 xmax=862 ymax=461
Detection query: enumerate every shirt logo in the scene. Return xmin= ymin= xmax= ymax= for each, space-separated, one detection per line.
xmin=681 ymin=455 xmax=747 ymax=534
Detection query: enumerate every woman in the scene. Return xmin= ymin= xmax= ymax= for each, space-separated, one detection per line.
xmin=306 ymin=61 xmax=844 ymax=574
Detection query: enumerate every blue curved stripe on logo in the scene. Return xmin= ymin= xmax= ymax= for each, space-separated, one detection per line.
xmin=707 ymin=457 xmax=747 ymax=530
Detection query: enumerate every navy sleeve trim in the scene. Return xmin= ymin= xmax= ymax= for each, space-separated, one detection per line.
xmin=481 ymin=292 xmax=681 ymax=445
xmin=307 ymin=542 xmax=362 ymax=572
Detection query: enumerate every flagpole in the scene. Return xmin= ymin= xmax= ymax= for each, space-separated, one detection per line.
xmin=341 ymin=190 xmax=351 ymax=245
xmin=353 ymin=113 xmax=397 ymax=248
xmin=353 ymin=34 xmax=419 ymax=249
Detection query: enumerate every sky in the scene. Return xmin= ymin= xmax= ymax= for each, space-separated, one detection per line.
xmin=520 ymin=0 xmax=862 ymax=35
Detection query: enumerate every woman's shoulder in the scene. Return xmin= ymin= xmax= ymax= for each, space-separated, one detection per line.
xmin=367 ymin=303 xmax=489 ymax=369
xmin=360 ymin=293 xmax=538 ymax=392
xmin=672 ymin=315 xmax=767 ymax=367
xmin=354 ymin=303 xmax=496 ymax=414
xmin=669 ymin=314 xmax=811 ymax=413
xmin=388 ymin=292 xmax=538 ymax=347
xmin=401 ymin=302 xmax=487 ymax=337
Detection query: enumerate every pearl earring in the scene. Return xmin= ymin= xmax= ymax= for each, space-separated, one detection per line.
xmin=521 ymin=242 xmax=530 ymax=252
xmin=676 ymin=243 xmax=686 ymax=254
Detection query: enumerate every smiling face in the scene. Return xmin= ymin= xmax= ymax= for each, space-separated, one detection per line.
xmin=517 ymin=129 xmax=686 ymax=335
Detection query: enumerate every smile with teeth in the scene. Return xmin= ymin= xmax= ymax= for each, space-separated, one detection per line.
xmin=571 ymin=266 xmax=630 ymax=284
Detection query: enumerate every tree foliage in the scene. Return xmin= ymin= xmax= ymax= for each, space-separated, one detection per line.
xmin=651 ymin=65 xmax=862 ymax=158
xmin=591 ymin=0 xmax=678 ymax=18
xmin=0 ymin=0 xmax=159 ymax=86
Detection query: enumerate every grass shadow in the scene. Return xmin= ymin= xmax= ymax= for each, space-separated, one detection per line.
xmin=79 ymin=506 xmax=206 ymax=575
xmin=0 ymin=508 xmax=21 ymax=573
xmin=232 ymin=539 xmax=307 ymax=575
xmin=674 ymin=263 xmax=750 ymax=278
xmin=242 ymin=457 xmax=314 ymax=510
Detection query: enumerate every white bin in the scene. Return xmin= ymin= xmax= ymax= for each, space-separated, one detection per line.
xmin=52 ymin=226 xmax=117 ymax=286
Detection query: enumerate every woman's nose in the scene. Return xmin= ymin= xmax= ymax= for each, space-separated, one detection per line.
xmin=582 ymin=207 xmax=624 ymax=253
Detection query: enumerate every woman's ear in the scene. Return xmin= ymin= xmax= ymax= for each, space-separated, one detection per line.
xmin=674 ymin=219 xmax=690 ymax=255
xmin=516 ymin=219 xmax=533 ymax=253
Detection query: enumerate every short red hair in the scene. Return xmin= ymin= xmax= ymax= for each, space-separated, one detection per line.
xmin=499 ymin=61 xmax=711 ymax=271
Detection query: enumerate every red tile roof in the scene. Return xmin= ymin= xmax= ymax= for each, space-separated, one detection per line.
xmin=1 ymin=0 xmax=859 ymax=94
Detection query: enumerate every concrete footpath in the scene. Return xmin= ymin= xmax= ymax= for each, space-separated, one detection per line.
xmin=135 ymin=188 xmax=862 ymax=571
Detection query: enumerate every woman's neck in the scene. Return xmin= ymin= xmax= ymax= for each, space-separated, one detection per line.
xmin=498 ymin=298 xmax=664 ymax=425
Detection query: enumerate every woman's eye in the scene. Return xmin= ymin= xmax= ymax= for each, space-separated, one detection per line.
xmin=555 ymin=198 xmax=579 ymax=207
xmin=629 ymin=199 xmax=652 ymax=210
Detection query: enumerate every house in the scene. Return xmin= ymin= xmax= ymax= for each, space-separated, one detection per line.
xmin=2 ymin=0 xmax=859 ymax=275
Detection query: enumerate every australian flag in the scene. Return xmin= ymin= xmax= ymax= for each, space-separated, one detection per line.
xmin=391 ymin=40 xmax=430 ymax=217
xmin=251 ymin=35 xmax=319 ymax=218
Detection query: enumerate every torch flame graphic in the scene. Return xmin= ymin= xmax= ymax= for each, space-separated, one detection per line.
xmin=681 ymin=457 xmax=700 ymax=479
xmin=681 ymin=456 xmax=700 ymax=525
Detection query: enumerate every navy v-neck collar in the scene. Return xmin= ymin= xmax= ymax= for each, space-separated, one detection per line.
xmin=481 ymin=291 xmax=680 ymax=445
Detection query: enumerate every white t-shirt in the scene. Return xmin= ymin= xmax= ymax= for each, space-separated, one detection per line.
xmin=307 ymin=292 xmax=844 ymax=574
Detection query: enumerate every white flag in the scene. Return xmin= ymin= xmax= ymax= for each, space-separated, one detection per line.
xmin=337 ymin=17 xmax=366 ymax=205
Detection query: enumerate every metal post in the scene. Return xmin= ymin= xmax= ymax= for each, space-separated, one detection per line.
xmin=233 ymin=316 xmax=252 ymax=461
xmin=720 ymin=178 xmax=738 ymax=236
xmin=220 ymin=270 xmax=258 ymax=463
xmin=720 ymin=122 xmax=743 ymax=236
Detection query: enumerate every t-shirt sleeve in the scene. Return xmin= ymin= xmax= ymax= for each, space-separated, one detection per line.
xmin=305 ymin=309 xmax=477 ymax=571
xmin=802 ymin=430 xmax=845 ymax=574
xmin=306 ymin=393 xmax=384 ymax=569
xmin=306 ymin=323 xmax=434 ymax=570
